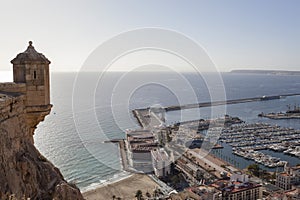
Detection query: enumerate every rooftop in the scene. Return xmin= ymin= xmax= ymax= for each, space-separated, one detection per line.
xmin=291 ymin=165 xmax=300 ymax=170
xmin=11 ymin=41 xmax=50 ymax=65
xmin=285 ymin=188 xmax=300 ymax=196
xmin=264 ymin=184 xmax=282 ymax=192
xmin=130 ymin=142 xmax=158 ymax=152
xmin=151 ymin=149 xmax=169 ymax=161
xmin=278 ymin=172 xmax=298 ymax=177
xmin=211 ymin=180 xmax=261 ymax=194
xmin=127 ymin=133 xmax=154 ymax=140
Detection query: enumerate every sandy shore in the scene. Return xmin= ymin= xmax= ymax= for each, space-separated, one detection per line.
xmin=83 ymin=173 xmax=159 ymax=200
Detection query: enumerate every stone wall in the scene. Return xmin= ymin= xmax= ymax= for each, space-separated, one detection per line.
xmin=21 ymin=64 xmax=50 ymax=106
xmin=0 ymin=93 xmax=25 ymax=123
xmin=0 ymin=83 xmax=26 ymax=94
xmin=0 ymin=92 xmax=84 ymax=200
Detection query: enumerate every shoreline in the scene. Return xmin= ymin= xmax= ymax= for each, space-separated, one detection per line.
xmin=82 ymin=173 xmax=160 ymax=200
xmin=81 ymin=171 xmax=133 ymax=193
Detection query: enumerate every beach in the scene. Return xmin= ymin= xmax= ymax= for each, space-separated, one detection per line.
xmin=83 ymin=173 xmax=160 ymax=200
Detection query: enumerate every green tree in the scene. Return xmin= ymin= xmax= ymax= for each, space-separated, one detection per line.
xmin=247 ymin=164 xmax=260 ymax=177
xmin=196 ymin=169 xmax=204 ymax=181
xmin=153 ymin=188 xmax=161 ymax=198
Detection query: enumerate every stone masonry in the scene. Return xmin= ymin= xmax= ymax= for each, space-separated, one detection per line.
xmin=0 ymin=42 xmax=84 ymax=199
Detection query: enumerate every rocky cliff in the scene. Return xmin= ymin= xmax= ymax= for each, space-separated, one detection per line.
xmin=0 ymin=92 xmax=84 ymax=200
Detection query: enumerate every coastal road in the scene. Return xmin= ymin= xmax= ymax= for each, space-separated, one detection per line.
xmin=148 ymin=174 xmax=175 ymax=195
xmin=187 ymin=149 xmax=229 ymax=178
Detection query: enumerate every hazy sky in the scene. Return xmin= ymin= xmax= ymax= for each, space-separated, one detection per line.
xmin=0 ymin=0 xmax=299 ymax=72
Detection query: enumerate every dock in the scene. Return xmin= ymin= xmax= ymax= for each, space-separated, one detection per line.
xmin=118 ymin=139 xmax=129 ymax=171
xmin=104 ymin=139 xmax=134 ymax=172
xmin=132 ymin=108 xmax=164 ymax=128
xmin=259 ymin=113 xmax=300 ymax=120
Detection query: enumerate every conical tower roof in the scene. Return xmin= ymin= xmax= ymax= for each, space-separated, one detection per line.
xmin=11 ymin=41 xmax=50 ymax=65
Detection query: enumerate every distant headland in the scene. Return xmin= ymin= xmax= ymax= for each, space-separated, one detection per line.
xmin=230 ymin=69 xmax=300 ymax=75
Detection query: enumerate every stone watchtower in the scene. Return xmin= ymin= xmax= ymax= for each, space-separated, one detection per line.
xmin=11 ymin=41 xmax=52 ymax=134
xmin=11 ymin=41 xmax=50 ymax=106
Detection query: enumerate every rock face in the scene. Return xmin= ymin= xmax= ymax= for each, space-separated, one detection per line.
xmin=0 ymin=94 xmax=84 ymax=200
xmin=0 ymin=42 xmax=84 ymax=200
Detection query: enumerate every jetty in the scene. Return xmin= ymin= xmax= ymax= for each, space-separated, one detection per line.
xmin=133 ymin=93 xmax=300 ymax=128
xmin=164 ymin=93 xmax=300 ymax=112
xmin=259 ymin=104 xmax=300 ymax=120
xmin=132 ymin=108 xmax=164 ymax=128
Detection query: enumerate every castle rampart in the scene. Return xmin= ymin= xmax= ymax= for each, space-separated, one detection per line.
xmin=0 ymin=82 xmax=26 ymax=94
xmin=0 ymin=42 xmax=83 ymax=199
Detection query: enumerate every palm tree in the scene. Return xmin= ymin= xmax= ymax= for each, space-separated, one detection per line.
xmin=146 ymin=191 xmax=151 ymax=198
xmin=135 ymin=190 xmax=143 ymax=200
xmin=153 ymin=188 xmax=160 ymax=198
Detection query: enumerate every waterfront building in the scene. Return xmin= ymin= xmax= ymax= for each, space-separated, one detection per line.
xmin=281 ymin=187 xmax=300 ymax=199
xmin=151 ymin=148 xmax=171 ymax=178
xmin=230 ymin=171 xmax=250 ymax=183
xmin=210 ymin=177 xmax=262 ymax=200
xmin=262 ymin=184 xmax=283 ymax=197
xmin=276 ymin=164 xmax=300 ymax=190
xmin=266 ymin=187 xmax=300 ymax=199
xmin=188 ymin=186 xmax=222 ymax=200
xmin=125 ymin=129 xmax=158 ymax=172
xmin=220 ymin=182 xmax=262 ymax=200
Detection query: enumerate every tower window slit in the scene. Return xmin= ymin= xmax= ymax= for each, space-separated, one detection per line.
xmin=33 ymin=71 xmax=37 ymax=79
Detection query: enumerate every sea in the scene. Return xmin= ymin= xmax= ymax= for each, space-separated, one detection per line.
xmin=29 ymin=71 xmax=300 ymax=191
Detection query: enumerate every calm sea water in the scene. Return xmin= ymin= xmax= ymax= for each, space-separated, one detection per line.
xmin=34 ymin=72 xmax=300 ymax=190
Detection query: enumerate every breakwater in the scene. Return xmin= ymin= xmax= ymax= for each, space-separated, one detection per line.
xmin=164 ymin=93 xmax=300 ymax=111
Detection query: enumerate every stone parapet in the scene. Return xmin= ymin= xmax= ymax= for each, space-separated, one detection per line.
xmin=0 ymin=93 xmax=25 ymax=123
xmin=0 ymin=92 xmax=83 ymax=199
xmin=0 ymin=82 xmax=26 ymax=94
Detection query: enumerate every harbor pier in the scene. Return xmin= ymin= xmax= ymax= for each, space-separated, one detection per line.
xmin=164 ymin=93 xmax=300 ymax=112
xmin=133 ymin=93 xmax=300 ymax=128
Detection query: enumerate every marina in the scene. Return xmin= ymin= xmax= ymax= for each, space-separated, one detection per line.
xmin=132 ymin=95 xmax=300 ymax=171
xmin=217 ymin=123 xmax=300 ymax=168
